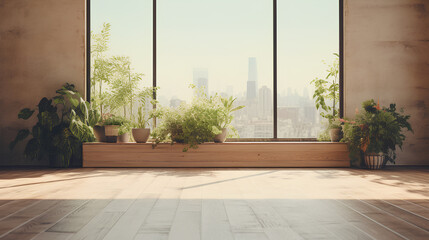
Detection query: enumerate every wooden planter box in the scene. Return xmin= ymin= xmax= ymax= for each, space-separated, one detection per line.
xmin=83 ymin=142 xmax=350 ymax=168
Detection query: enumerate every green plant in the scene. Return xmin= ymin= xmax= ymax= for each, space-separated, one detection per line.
xmin=215 ymin=95 xmax=245 ymax=130
xmin=10 ymin=83 xmax=100 ymax=167
xmin=91 ymin=23 xmax=147 ymax=120
xmin=103 ymin=115 xmax=127 ymax=126
xmin=341 ymin=99 xmax=413 ymax=167
xmin=329 ymin=118 xmax=342 ymax=129
xmin=151 ymin=89 xmax=244 ymax=151
xmin=152 ymin=105 xmax=217 ymax=152
xmin=311 ymin=53 xmax=339 ymax=125
xmin=118 ymin=121 xmax=132 ymax=135
xmin=134 ymin=87 xmax=158 ymax=129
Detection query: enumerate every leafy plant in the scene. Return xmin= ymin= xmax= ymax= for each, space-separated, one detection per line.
xmin=152 ymin=88 xmax=243 ymax=151
xmin=10 ymin=83 xmax=100 ymax=167
xmin=341 ymin=99 xmax=413 ymax=167
xmin=215 ymin=95 xmax=245 ymax=130
xmin=103 ymin=115 xmax=127 ymax=126
xmin=134 ymin=87 xmax=158 ymax=129
xmin=118 ymin=121 xmax=132 ymax=136
xmin=311 ymin=53 xmax=339 ymax=124
xmin=91 ymin=23 xmax=148 ymax=121
xmin=329 ymin=118 xmax=342 ymax=129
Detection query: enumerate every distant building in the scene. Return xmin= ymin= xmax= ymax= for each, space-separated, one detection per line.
xmin=170 ymin=98 xmax=183 ymax=108
xmin=193 ymin=68 xmax=208 ymax=96
xmin=246 ymin=57 xmax=258 ymax=101
xmin=258 ymin=86 xmax=272 ymax=119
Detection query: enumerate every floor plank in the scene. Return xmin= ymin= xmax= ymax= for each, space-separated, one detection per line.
xmin=0 ymin=200 xmax=87 ymax=240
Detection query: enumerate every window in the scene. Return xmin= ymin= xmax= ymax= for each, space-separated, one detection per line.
xmin=278 ymin=0 xmax=340 ymax=138
xmin=89 ymin=0 xmax=153 ymax=119
xmin=88 ymin=0 xmax=342 ymax=140
xmin=157 ymin=0 xmax=273 ymax=138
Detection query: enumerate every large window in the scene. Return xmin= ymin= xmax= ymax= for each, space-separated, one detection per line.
xmin=89 ymin=0 xmax=342 ymax=139
xmin=157 ymin=0 xmax=273 ymax=138
xmin=278 ymin=0 xmax=340 ymax=138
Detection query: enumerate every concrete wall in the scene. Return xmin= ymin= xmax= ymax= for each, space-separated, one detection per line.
xmin=344 ymin=0 xmax=429 ymax=165
xmin=0 ymin=0 xmax=86 ymax=166
xmin=0 ymin=0 xmax=428 ymax=166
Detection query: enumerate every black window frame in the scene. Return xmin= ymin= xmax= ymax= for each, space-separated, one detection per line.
xmin=86 ymin=0 xmax=344 ymax=141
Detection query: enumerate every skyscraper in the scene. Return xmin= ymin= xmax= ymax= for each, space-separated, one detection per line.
xmin=246 ymin=57 xmax=258 ymax=101
xmin=193 ymin=68 xmax=208 ymax=96
xmin=259 ymin=85 xmax=272 ymax=118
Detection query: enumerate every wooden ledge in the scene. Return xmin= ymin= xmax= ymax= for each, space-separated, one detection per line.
xmin=83 ymin=142 xmax=350 ymax=168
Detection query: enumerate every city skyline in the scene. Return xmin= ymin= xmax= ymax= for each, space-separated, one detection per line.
xmin=156 ymin=56 xmax=322 ymax=139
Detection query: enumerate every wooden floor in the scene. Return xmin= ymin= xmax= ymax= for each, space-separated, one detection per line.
xmin=0 ymin=168 xmax=428 ymax=240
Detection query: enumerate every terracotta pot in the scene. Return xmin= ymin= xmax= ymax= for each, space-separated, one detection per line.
xmin=132 ymin=128 xmax=151 ymax=143
xmin=329 ymin=128 xmax=341 ymax=142
xmin=104 ymin=125 xmax=119 ymax=136
xmin=214 ymin=128 xmax=227 ymax=143
xmin=118 ymin=132 xmax=131 ymax=143
xmin=93 ymin=126 xmax=106 ymax=142
xmin=364 ymin=153 xmax=385 ymax=170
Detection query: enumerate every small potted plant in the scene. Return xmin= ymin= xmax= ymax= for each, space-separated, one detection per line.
xmin=93 ymin=113 xmax=110 ymax=142
xmin=152 ymin=94 xmax=217 ymax=151
xmin=342 ymin=99 xmax=413 ymax=169
xmin=214 ymin=96 xmax=244 ymax=143
xmin=118 ymin=121 xmax=132 ymax=143
xmin=328 ymin=118 xmax=342 ymax=142
xmin=132 ymin=108 xmax=151 ymax=143
xmin=103 ymin=115 xmax=126 ymax=143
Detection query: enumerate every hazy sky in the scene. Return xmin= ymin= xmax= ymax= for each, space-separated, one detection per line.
xmin=91 ymin=0 xmax=339 ymax=104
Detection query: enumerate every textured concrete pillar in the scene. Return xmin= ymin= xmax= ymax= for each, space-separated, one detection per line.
xmin=344 ymin=0 xmax=429 ymax=165
xmin=0 ymin=0 xmax=86 ymax=165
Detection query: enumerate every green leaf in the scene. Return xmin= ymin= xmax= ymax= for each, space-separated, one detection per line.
xmin=69 ymin=98 xmax=79 ymax=108
xmin=53 ymin=96 xmax=65 ymax=105
xmin=38 ymin=97 xmax=56 ymax=113
xmin=9 ymin=129 xmax=30 ymax=150
xmin=18 ymin=108 xmax=34 ymax=120
xmin=231 ymin=105 xmax=245 ymax=112
xmin=24 ymin=138 xmax=41 ymax=160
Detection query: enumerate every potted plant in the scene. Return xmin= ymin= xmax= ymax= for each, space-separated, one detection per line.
xmin=93 ymin=124 xmax=106 ymax=142
xmin=214 ymin=96 xmax=244 ymax=143
xmin=328 ymin=118 xmax=342 ymax=142
xmin=152 ymin=93 xmax=218 ymax=151
xmin=118 ymin=121 xmax=132 ymax=143
xmin=93 ymin=112 xmax=109 ymax=142
xmin=9 ymin=83 xmax=99 ymax=167
xmin=342 ymin=99 xmax=413 ymax=169
xmin=131 ymin=88 xmax=158 ymax=143
xmin=132 ymin=106 xmax=152 ymax=143
xmin=311 ymin=53 xmax=340 ymax=140
xmin=103 ymin=115 xmax=126 ymax=143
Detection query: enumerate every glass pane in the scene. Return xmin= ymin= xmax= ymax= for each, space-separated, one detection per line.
xmin=91 ymin=0 xmax=153 ymax=124
xmin=157 ymin=0 xmax=273 ymax=138
xmin=278 ymin=0 xmax=339 ymax=138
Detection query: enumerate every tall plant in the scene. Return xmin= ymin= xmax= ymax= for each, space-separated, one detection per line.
xmin=10 ymin=83 xmax=100 ymax=167
xmin=91 ymin=23 xmax=147 ymax=122
xmin=311 ymin=53 xmax=340 ymax=124
xmin=91 ymin=23 xmax=112 ymax=116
